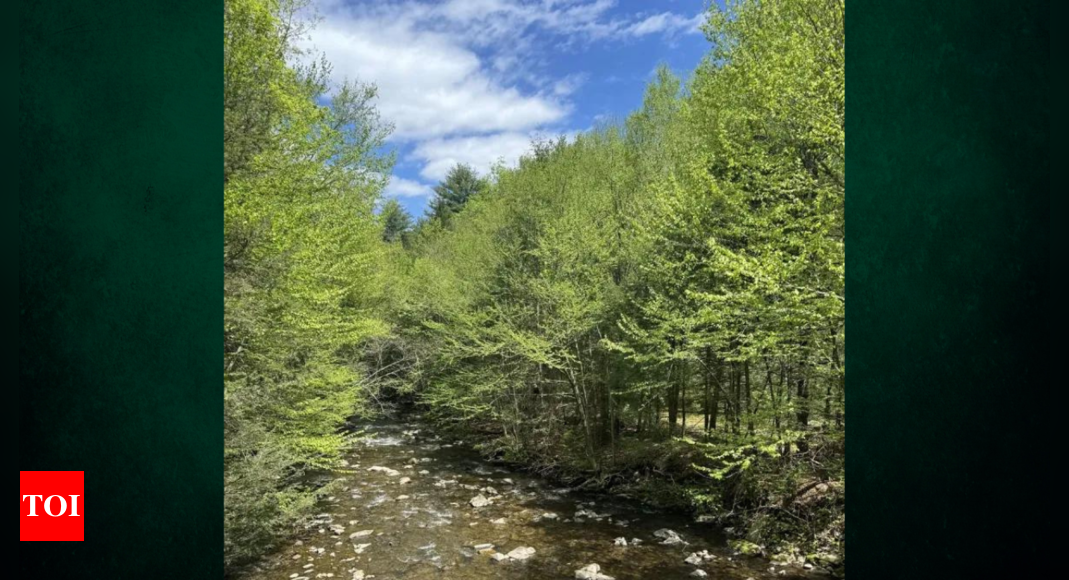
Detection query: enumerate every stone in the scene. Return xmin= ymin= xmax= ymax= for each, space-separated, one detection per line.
xmin=329 ymin=525 xmax=345 ymax=535
xmin=690 ymin=570 xmax=708 ymax=578
xmin=575 ymin=563 xmax=614 ymax=580
xmin=469 ymin=494 xmax=491 ymax=508
xmin=492 ymin=518 xmax=508 ymax=525
xmin=506 ymin=546 xmax=536 ymax=561
xmin=352 ymin=571 xmax=365 ymax=580
xmin=352 ymin=543 xmax=371 ymax=554
xmin=685 ymin=553 xmax=704 ymax=566
xmin=490 ymin=553 xmax=509 ymax=562
xmin=653 ymin=529 xmax=686 ymax=545
xmin=473 ymin=543 xmax=495 ymax=551
xmin=398 ymin=477 xmax=412 ymax=485
xmin=349 ymin=530 xmax=374 ymax=539
xmin=613 ymin=537 xmax=628 ymax=546
xmin=367 ymin=466 xmax=400 ymax=477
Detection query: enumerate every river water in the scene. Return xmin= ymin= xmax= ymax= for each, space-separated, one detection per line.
xmin=244 ymin=417 xmax=826 ymax=580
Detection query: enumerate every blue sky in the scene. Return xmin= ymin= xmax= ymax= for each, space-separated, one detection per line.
xmin=305 ymin=0 xmax=717 ymax=218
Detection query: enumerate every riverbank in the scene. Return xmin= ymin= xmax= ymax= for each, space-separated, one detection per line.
xmin=418 ymin=408 xmax=846 ymax=577
xmin=240 ymin=415 xmax=835 ymax=580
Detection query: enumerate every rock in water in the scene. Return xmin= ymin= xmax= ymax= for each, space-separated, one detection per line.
xmin=490 ymin=553 xmax=509 ymax=562
xmin=685 ymin=553 xmax=704 ymax=566
xmin=575 ymin=564 xmax=615 ymax=580
xmin=492 ymin=518 xmax=508 ymax=525
xmin=653 ymin=528 xmax=686 ymax=545
xmin=398 ymin=477 xmax=412 ymax=485
xmin=352 ymin=571 xmax=364 ymax=580
xmin=328 ymin=525 xmax=345 ymax=535
xmin=469 ymin=494 xmax=491 ymax=508
xmin=349 ymin=530 xmax=374 ymax=539
xmin=506 ymin=546 xmax=536 ymax=561
xmin=613 ymin=537 xmax=628 ymax=547
xmin=367 ymin=466 xmax=400 ymax=477
xmin=690 ymin=570 xmax=708 ymax=578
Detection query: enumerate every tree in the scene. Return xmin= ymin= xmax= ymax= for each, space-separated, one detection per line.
xmin=381 ymin=198 xmax=413 ymax=244
xmin=389 ymin=0 xmax=844 ymax=566
xmin=427 ymin=164 xmax=486 ymax=226
xmin=223 ymin=0 xmax=393 ymax=569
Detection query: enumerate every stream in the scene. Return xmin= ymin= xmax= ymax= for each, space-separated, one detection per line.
xmin=244 ymin=416 xmax=827 ymax=580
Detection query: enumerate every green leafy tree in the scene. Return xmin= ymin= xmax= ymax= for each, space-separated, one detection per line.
xmin=223 ymin=0 xmax=393 ymax=569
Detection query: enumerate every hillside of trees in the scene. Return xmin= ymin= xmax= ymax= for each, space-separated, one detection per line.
xmin=224 ymin=0 xmax=845 ymax=574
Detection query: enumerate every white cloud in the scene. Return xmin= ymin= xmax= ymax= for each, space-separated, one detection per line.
xmin=303 ymin=1 xmax=704 ymax=195
xmin=383 ymin=174 xmax=434 ymax=198
xmin=624 ymin=11 xmax=705 ymax=37
xmin=413 ymin=132 xmax=540 ymax=182
xmin=308 ymin=19 xmax=566 ymax=140
xmin=553 ymin=73 xmax=588 ymax=96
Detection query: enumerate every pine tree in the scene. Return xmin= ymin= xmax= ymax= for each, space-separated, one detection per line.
xmin=380 ymin=198 xmax=413 ymax=244
xmin=427 ymin=164 xmax=486 ymax=226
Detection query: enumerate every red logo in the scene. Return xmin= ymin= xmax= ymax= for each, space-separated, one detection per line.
xmin=20 ymin=471 xmax=84 ymax=541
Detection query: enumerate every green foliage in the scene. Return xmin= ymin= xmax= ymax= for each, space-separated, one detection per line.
xmin=222 ymin=0 xmax=845 ymax=571
xmin=380 ymin=198 xmax=414 ymax=244
xmin=388 ymin=0 xmax=845 ymax=565
xmin=427 ymin=163 xmax=488 ymax=226
xmin=223 ymin=0 xmax=393 ymax=570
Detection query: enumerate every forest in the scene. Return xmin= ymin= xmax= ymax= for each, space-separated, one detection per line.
xmin=224 ymin=0 xmax=845 ymax=576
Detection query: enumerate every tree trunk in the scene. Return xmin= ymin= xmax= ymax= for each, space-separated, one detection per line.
xmin=666 ymin=365 xmax=678 ymax=438
xmin=732 ymin=364 xmax=741 ymax=434
xmin=703 ymin=347 xmax=712 ymax=433
xmin=795 ymin=372 xmax=810 ymax=453
xmin=831 ymin=329 xmax=844 ymax=430
xmin=680 ymin=361 xmax=687 ymax=437
xmin=711 ymin=357 xmax=721 ymax=431
xmin=745 ymin=360 xmax=753 ymax=434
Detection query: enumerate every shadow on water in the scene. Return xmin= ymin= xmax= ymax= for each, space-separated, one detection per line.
xmin=245 ymin=414 xmax=829 ymax=580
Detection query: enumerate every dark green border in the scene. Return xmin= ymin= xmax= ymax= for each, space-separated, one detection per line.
xmin=848 ymin=0 xmax=1048 ymax=576
xmin=20 ymin=1 xmax=219 ymax=576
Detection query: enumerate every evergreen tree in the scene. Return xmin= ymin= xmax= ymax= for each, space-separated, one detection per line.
xmin=427 ymin=163 xmax=486 ymax=225
xmin=380 ymin=198 xmax=413 ymax=244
